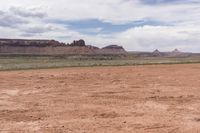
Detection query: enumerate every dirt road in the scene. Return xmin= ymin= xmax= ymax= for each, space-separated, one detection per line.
xmin=0 ymin=64 xmax=200 ymax=133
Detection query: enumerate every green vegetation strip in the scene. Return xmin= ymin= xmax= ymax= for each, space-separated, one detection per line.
xmin=0 ymin=55 xmax=200 ymax=71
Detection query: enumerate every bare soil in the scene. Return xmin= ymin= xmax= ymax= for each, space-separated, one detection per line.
xmin=0 ymin=64 xmax=200 ymax=133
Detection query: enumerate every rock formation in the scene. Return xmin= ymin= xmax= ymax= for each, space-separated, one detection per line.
xmin=0 ymin=39 xmax=64 ymax=47
xmin=0 ymin=39 xmax=127 ymax=55
xmin=69 ymin=39 xmax=86 ymax=47
xmin=86 ymin=45 xmax=99 ymax=50
xmin=102 ymin=45 xmax=124 ymax=50
xmin=172 ymin=49 xmax=180 ymax=53
xmin=100 ymin=45 xmax=127 ymax=54
xmin=150 ymin=48 xmax=192 ymax=57
xmin=169 ymin=49 xmax=191 ymax=57
xmin=152 ymin=49 xmax=162 ymax=56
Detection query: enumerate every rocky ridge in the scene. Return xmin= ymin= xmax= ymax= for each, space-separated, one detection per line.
xmin=0 ymin=39 xmax=127 ymax=55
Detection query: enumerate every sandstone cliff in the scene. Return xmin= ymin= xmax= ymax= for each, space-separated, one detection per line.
xmin=0 ymin=39 xmax=127 ymax=55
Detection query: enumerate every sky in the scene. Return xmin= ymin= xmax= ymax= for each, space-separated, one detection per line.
xmin=0 ymin=0 xmax=200 ymax=52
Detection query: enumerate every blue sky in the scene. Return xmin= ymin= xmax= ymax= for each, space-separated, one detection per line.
xmin=141 ymin=0 xmax=200 ymax=4
xmin=52 ymin=19 xmax=168 ymax=35
xmin=0 ymin=0 xmax=200 ymax=52
xmin=141 ymin=0 xmax=182 ymax=4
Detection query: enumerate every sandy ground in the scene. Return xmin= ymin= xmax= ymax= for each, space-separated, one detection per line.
xmin=0 ymin=64 xmax=200 ymax=133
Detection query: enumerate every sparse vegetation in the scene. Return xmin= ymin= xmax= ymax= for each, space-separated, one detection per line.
xmin=0 ymin=54 xmax=200 ymax=70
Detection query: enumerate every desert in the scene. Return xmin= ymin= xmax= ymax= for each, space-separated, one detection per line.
xmin=0 ymin=64 xmax=200 ymax=132
xmin=1 ymin=0 xmax=200 ymax=132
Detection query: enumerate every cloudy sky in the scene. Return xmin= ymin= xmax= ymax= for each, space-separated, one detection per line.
xmin=0 ymin=0 xmax=200 ymax=52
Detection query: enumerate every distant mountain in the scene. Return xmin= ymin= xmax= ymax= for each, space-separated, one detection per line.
xmin=128 ymin=49 xmax=193 ymax=58
xmin=172 ymin=48 xmax=180 ymax=53
xmin=151 ymin=49 xmax=192 ymax=57
xmin=152 ymin=49 xmax=162 ymax=56
xmin=100 ymin=45 xmax=127 ymax=54
xmin=102 ymin=45 xmax=125 ymax=50
xmin=167 ymin=49 xmax=192 ymax=57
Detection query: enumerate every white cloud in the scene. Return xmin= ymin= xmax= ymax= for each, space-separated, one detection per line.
xmin=110 ymin=25 xmax=200 ymax=52
xmin=0 ymin=0 xmax=199 ymax=52
xmin=0 ymin=0 xmax=199 ymax=24
xmin=10 ymin=6 xmax=46 ymax=18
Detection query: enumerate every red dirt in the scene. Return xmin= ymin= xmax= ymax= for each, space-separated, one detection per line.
xmin=0 ymin=64 xmax=200 ymax=133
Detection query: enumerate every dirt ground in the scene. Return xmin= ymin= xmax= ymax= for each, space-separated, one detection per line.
xmin=0 ymin=64 xmax=200 ymax=133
